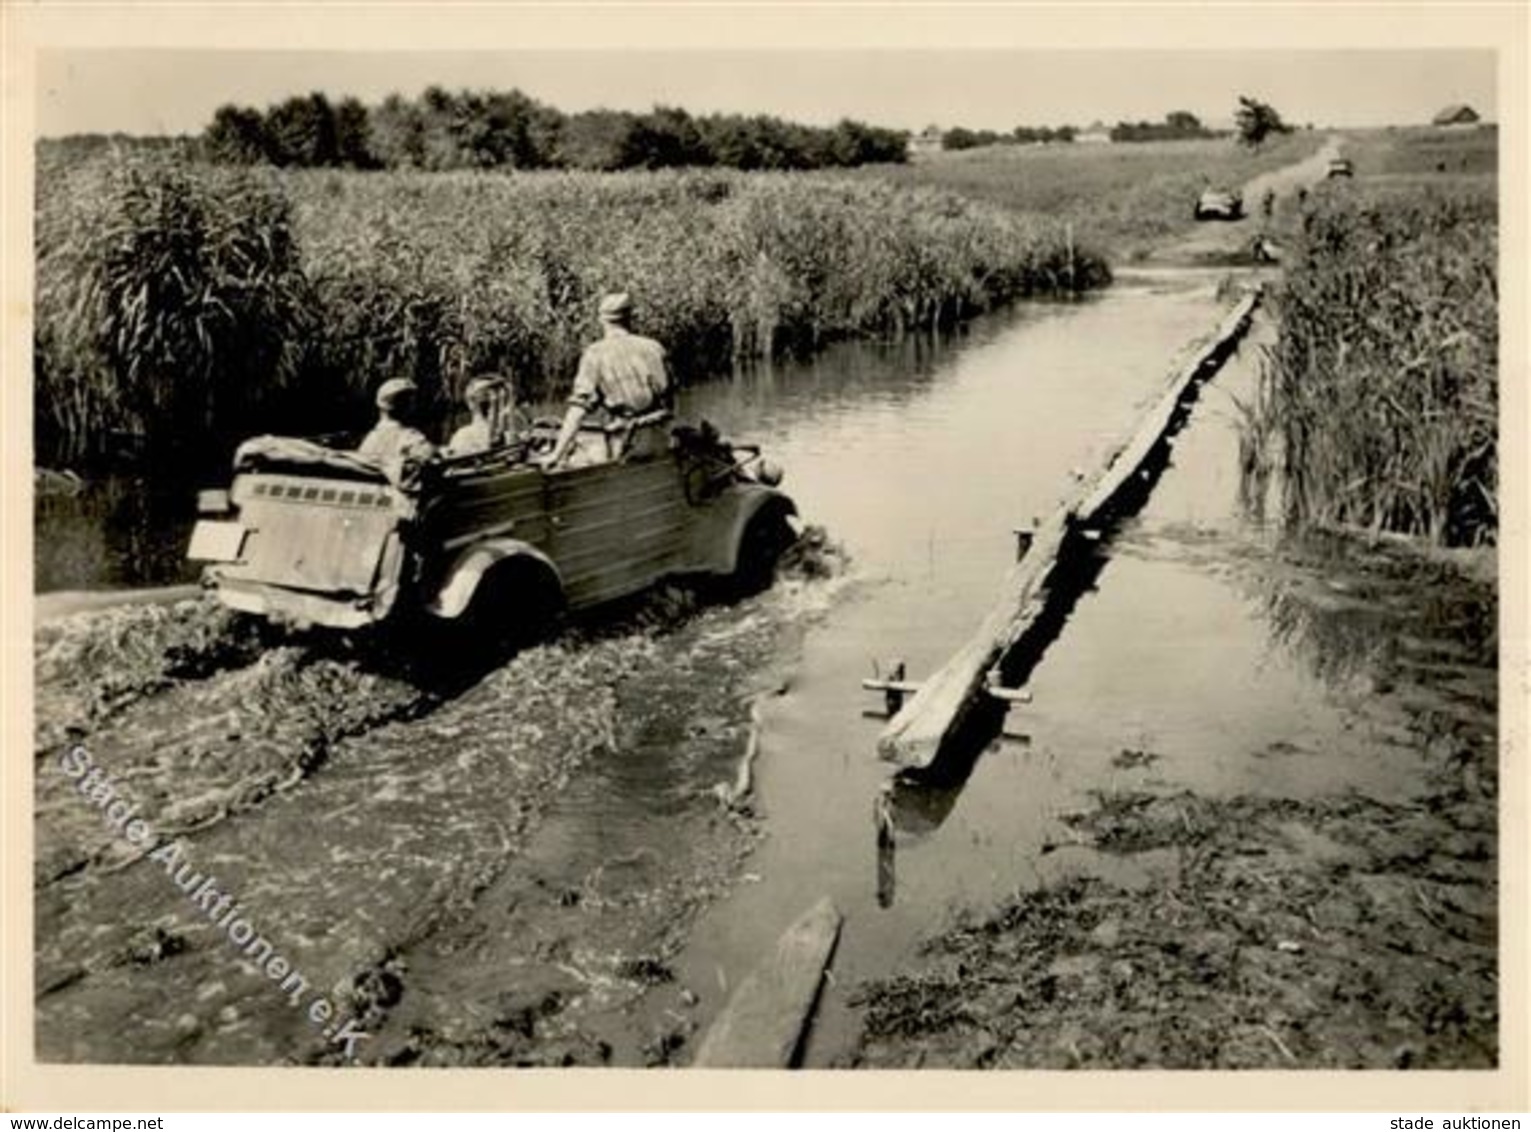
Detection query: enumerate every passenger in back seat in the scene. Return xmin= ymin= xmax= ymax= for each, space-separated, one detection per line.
xmin=357 ymin=377 xmax=435 ymax=484
xmin=446 ymin=375 xmax=506 ymax=457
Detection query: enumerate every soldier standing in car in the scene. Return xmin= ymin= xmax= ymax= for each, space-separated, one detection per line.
xmin=543 ymin=292 xmax=673 ymax=469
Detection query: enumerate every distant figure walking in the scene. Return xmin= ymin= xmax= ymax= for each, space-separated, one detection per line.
xmin=544 ymin=292 xmax=673 ymax=469
xmin=1261 ymin=188 xmax=1276 ymax=219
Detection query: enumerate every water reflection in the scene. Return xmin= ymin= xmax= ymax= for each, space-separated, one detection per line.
xmin=35 ymin=476 xmax=201 ymax=592
xmin=873 ymin=786 xmax=896 ymax=909
xmin=1254 ymin=531 xmax=1496 ymax=692
xmin=681 ymin=320 xmax=976 ymax=427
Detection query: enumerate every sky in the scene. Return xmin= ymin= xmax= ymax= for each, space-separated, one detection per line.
xmin=36 ymin=48 xmax=1496 ymax=138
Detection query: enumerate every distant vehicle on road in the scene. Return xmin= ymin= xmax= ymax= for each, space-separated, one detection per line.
xmin=1194 ymin=187 xmax=1244 ymax=221
xmin=1326 ymin=157 xmax=1355 ymax=178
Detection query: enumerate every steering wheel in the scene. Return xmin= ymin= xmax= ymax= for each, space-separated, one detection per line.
xmin=523 ymin=418 xmax=560 ymax=454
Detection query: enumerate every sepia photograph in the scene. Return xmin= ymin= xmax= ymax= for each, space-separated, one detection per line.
xmin=3 ymin=2 xmax=1526 ymax=1115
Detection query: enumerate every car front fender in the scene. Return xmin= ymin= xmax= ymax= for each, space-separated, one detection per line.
xmin=687 ymin=485 xmax=798 ymax=577
xmin=425 ymin=538 xmax=563 ymax=620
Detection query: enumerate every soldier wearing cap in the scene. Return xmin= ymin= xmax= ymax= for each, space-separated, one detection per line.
xmin=357 ymin=377 xmax=435 ymax=474
xmin=544 ymin=292 xmax=673 ymax=468
xmin=446 ymin=373 xmax=520 ymax=457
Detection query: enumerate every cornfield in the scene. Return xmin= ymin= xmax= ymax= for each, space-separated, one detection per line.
xmin=35 ymin=152 xmax=1110 ymax=468
xmin=1245 ymin=181 xmax=1497 ymax=547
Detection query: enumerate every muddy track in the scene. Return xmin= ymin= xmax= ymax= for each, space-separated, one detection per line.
xmin=34 ymin=599 xmax=271 ymax=753
xmin=34 ymin=544 xmax=846 ymax=1065
xmin=349 ymin=612 xmax=796 ymax=1068
xmin=35 ymin=603 xmax=451 ymax=887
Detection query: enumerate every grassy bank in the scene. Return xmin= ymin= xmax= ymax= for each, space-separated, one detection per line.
xmin=35 ymin=153 xmax=1109 ymax=469
xmin=1242 ymin=171 xmax=1497 ymax=547
xmin=851 ymin=133 xmax=1325 ymax=260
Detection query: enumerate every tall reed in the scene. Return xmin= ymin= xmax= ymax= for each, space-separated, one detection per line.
xmin=1244 ymin=182 xmax=1497 ymax=547
xmin=35 ymin=153 xmax=311 ymax=466
xmin=36 ymin=155 xmax=1110 ymax=466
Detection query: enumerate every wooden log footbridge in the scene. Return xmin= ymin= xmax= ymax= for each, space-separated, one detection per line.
xmin=874 ymin=287 xmax=1263 ymax=773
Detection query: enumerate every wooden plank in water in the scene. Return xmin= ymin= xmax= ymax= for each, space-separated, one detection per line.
xmin=1075 ymin=291 xmax=1260 ymax=520
xmin=876 ymin=290 xmax=1262 ymax=771
xmin=876 ymin=504 xmax=1071 ymax=769
xmin=693 ymin=896 xmax=842 ymax=1068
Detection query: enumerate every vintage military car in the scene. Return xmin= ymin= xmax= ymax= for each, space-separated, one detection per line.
xmin=187 ymin=420 xmax=797 ymax=643
xmin=1193 ymin=186 xmax=1245 ymax=221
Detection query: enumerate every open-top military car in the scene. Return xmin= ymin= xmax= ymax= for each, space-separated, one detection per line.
xmin=187 ymin=418 xmax=797 ymax=643
xmin=1193 ymin=186 xmax=1245 ymax=221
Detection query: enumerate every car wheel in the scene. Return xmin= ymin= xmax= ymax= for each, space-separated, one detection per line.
xmin=484 ymin=560 xmax=563 ymax=643
xmin=439 ymin=559 xmax=564 ymax=671
xmin=730 ymin=509 xmax=797 ymax=598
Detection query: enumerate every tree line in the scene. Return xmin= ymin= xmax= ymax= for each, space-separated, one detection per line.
xmin=939 ymin=112 xmax=1217 ymax=150
xmin=1108 ymin=111 xmax=1220 ymax=143
xmin=940 ymin=124 xmax=1079 ymax=149
xmin=201 ymin=87 xmax=911 ymax=172
xmin=938 ymin=103 xmax=1296 ymax=150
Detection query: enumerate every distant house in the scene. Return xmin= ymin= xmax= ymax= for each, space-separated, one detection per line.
xmin=1076 ymin=121 xmax=1112 ymax=145
xmin=1432 ymin=104 xmax=1481 ymax=128
xmin=907 ymin=125 xmax=945 ymax=159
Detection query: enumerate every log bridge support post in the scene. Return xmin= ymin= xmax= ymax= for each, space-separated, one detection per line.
xmin=862 ymin=667 xmax=1033 ymax=716
xmin=1013 ymin=525 xmax=1035 ymax=562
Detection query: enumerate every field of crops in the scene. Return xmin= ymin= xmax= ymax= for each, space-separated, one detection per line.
xmin=851 ymin=133 xmax=1326 ymax=259
xmin=34 ymin=152 xmax=1109 ymax=469
xmin=1340 ymin=124 xmax=1498 ymax=179
xmin=1243 ymin=159 xmax=1497 ymax=547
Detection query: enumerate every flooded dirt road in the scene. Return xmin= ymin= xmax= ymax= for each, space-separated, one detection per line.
xmin=32 ymin=264 xmax=1496 ymax=1069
